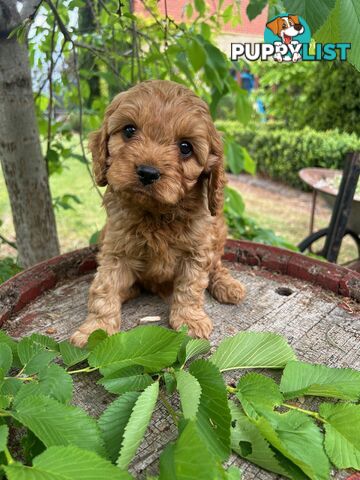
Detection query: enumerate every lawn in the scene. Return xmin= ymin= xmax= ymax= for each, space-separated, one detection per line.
xmin=0 ymin=150 xmax=106 ymax=257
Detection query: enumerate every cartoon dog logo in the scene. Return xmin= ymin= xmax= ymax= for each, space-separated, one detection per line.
xmin=266 ymin=15 xmax=305 ymax=62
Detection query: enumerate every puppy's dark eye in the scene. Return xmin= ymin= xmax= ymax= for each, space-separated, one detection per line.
xmin=123 ymin=124 xmax=137 ymax=139
xmin=179 ymin=141 xmax=193 ymax=158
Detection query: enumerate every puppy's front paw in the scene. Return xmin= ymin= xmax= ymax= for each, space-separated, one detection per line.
xmin=170 ymin=310 xmax=213 ymax=339
xmin=70 ymin=314 xmax=120 ymax=347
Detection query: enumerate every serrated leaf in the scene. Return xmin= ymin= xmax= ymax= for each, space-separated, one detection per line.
xmin=280 ymin=361 xmax=360 ymax=401
xmin=0 ymin=331 xmax=20 ymax=367
xmin=159 ymin=420 xmax=235 ymax=479
xmin=18 ymin=334 xmax=58 ymax=370
xmin=282 ymin=0 xmax=336 ymax=33
xmin=256 ymin=410 xmax=330 ymax=480
xmin=89 ymin=326 xmax=184 ymax=375
xmin=98 ymin=365 xmax=153 ymax=395
xmin=4 ymin=445 xmax=132 ymax=480
xmin=175 ymin=370 xmax=201 ymax=420
xmin=117 ymin=381 xmax=159 ymax=469
xmin=14 ymin=364 xmax=73 ymax=405
xmin=87 ymin=329 xmax=109 ymax=351
xmin=314 ymin=0 xmax=341 ymax=43
xmin=59 ymin=341 xmax=89 ymax=367
xmin=211 ymin=332 xmax=296 ymax=372
xmin=236 ymin=373 xmax=283 ymax=418
xmin=320 ymin=402 xmax=360 ymax=469
xmin=229 ymin=400 xmax=287 ymax=476
xmin=340 ymin=0 xmax=360 ymax=71
xmin=1 ymin=377 xmax=22 ymax=397
xmin=13 ymin=395 xmax=104 ymax=455
xmin=98 ymin=392 xmax=140 ymax=462
xmin=0 ymin=424 xmax=8 ymax=452
xmin=23 ymin=350 xmax=58 ymax=375
xmin=0 ymin=343 xmax=13 ymax=374
xmin=189 ymin=360 xmax=231 ymax=462
xmin=177 ymin=337 xmax=210 ymax=366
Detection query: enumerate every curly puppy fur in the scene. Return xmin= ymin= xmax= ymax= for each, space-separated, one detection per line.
xmin=70 ymin=80 xmax=245 ymax=347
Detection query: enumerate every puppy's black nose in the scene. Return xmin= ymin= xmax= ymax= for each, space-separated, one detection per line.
xmin=137 ymin=165 xmax=161 ymax=185
xmin=294 ymin=23 xmax=303 ymax=31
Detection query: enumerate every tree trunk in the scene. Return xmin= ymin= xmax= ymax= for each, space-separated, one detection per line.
xmin=0 ymin=0 xmax=60 ymax=267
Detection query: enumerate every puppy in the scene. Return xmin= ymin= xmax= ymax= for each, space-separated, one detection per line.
xmin=266 ymin=15 xmax=304 ymax=62
xmin=70 ymin=80 xmax=245 ymax=347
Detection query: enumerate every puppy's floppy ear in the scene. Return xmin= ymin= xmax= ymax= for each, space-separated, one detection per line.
xmin=266 ymin=17 xmax=282 ymax=36
xmin=207 ymin=128 xmax=227 ymax=217
xmin=89 ymin=93 xmax=123 ymax=187
xmin=289 ymin=15 xmax=300 ymax=24
xmin=89 ymin=127 xmax=109 ymax=187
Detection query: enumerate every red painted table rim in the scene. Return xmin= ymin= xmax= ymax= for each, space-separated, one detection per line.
xmin=0 ymin=240 xmax=359 ymax=327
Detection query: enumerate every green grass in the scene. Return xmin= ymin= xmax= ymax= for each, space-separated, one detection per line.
xmin=0 ymin=151 xmax=106 ymax=256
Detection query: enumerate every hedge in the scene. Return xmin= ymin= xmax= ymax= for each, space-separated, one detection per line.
xmin=217 ymin=121 xmax=360 ymax=190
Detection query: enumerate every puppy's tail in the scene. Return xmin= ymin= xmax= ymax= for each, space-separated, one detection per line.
xmin=208 ymin=261 xmax=246 ymax=304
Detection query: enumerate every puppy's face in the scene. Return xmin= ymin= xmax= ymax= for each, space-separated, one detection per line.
xmin=90 ymin=80 xmax=224 ymax=215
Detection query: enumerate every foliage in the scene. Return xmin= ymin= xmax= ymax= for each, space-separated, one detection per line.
xmin=0 ymin=258 xmax=21 ymax=284
xmin=224 ymin=186 xmax=298 ymax=250
xmin=0 ymin=326 xmax=360 ymax=478
xmin=218 ymin=121 xmax=360 ymax=190
xmin=252 ymin=61 xmax=360 ymax=136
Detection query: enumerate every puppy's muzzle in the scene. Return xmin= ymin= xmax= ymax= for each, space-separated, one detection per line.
xmin=137 ymin=165 xmax=161 ymax=185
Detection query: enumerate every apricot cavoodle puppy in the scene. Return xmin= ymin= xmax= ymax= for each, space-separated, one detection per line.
xmin=70 ymin=80 xmax=245 ymax=347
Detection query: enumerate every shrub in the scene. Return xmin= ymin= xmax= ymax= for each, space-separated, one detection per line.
xmin=217 ymin=121 xmax=360 ymax=190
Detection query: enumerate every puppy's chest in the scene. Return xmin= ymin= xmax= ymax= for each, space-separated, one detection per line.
xmin=124 ymin=221 xmax=188 ymax=275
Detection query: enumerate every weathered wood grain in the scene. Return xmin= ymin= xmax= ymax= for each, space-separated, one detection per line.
xmin=2 ymin=264 xmax=359 ymax=479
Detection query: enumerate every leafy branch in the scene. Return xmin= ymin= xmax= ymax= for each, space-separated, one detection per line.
xmin=0 ymin=327 xmax=359 ymax=479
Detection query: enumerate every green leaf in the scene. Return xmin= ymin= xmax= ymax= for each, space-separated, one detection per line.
xmin=14 ymin=364 xmax=73 ymax=405
xmin=320 ymin=402 xmax=360 ymax=469
xmin=17 ymin=334 xmax=58 ymax=370
xmin=280 ymin=360 xmax=360 ymax=401
xmin=175 ymin=370 xmax=201 ymax=420
xmin=23 ymin=350 xmax=58 ymax=375
xmin=189 ymin=360 xmax=231 ymax=462
xmin=340 ymin=0 xmax=360 ymax=71
xmin=98 ymin=365 xmax=153 ymax=395
xmin=246 ymin=0 xmax=267 ymax=20
xmin=282 ymin=0 xmax=336 ymax=33
xmin=98 ymin=392 xmax=140 ymax=462
xmin=211 ymin=332 xmax=296 ymax=372
xmin=88 ymin=326 xmax=184 ymax=375
xmin=13 ymin=395 xmax=104 ymax=455
xmin=229 ymin=400 xmax=287 ymax=476
xmin=4 ymin=445 xmax=132 ymax=480
xmin=87 ymin=329 xmax=109 ymax=350
xmin=117 ymin=381 xmax=159 ymax=469
xmin=0 ymin=424 xmax=8 ymax=452
xmin=159 ymin=420 xmax=232 ymax=480
xmin=194 ymin=0 xmax=206 ymax=15
xmin=0 ymin=331 xmax=20 ymax=367
xmin=177 ymin=338 xmax=210 ymax=365
xmin=314 ymin=0 xmax=341 ymax=43
xmin=59 ymin=341 xmax=89 ymax=367
xmin=256 ymin=410 xmax=330 ymax=480
xmin=0 ymin=343 xmax=13 ymax=374
xmin=187 ymin=39 xmax=206 ymax=72
xmin=224 ymin=186 xmax=245 ymax=216
xmin=236 ymin=373 xmax=283 ymax=418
